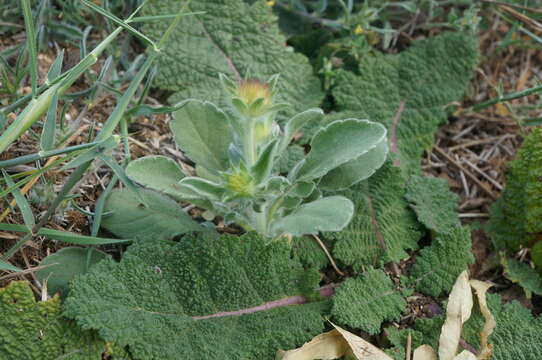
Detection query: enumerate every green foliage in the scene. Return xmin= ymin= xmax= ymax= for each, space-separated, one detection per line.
xmin=142 ymin=0 xmax=324 ymax=117
xmin=327 ymin=31 xmax=478 ymax=269
xmin=488 ymin=129 xmax=542 ymax=268
xmin=36 ymin=247 xmax=108 ymax=299
xmin=125 ymin=76 xmax=387 ymax=238
xmin=331 ymin=161 xmax=422 ymax=269
xmin=101 ymin=188 xmax=203 ymax=240
xmin=0 ymin=281 xmax=111 ymax=360
xmin=332 ymin=31 xmax=479 ymax=175
xmin=409 ymin=226 xmax=474 ymax=297
xmin=292 ymin=236 xmax=330 ymax=269
xmin=331 ymin=267 xmax=407 ymax=335
xmin=501 ymin=257 xmax=542 ymax=298
xmin=65 ymin=232 xmax=326 ymax=360
xmin=405 ymin=175 xmax=460 ymax=234
xmin=125 ymin=155 xmax=186 ymax=199
xmin=384 ymin=327 xmax=424 ymax=360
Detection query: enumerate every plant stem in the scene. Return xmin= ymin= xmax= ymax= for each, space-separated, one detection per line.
xmin=0 ymin=141 xmax=99 ymax=168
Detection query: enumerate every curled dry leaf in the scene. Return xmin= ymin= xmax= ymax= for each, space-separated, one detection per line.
xmin=469 ymin=280 xmax=496 ymax=360
xmin=277 ymin=322 xmax=393 ymax=360
xmin=439 ymin=270 xmax=473 ymax=360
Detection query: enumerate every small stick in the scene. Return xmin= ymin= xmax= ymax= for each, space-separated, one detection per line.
xmin=433 ymin=146 xmax=498 ymax=200
xmin=312 ymin=234 xmax=345 ymax=277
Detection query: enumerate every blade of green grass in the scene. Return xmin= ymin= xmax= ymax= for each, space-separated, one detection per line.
xmin=0 ymin=141 xmax=100 ymax=168
xmin=81 ymin=0 xmax=157 ymax=50
xmin=21 ymin=0 xmax=39 ymax=98
xmin=472 ymin=83 xmax=542 ymax=111
xmin=91 ymin=175 xmax=118 ymax=237
xmin=0 ymin=259 xmax=21 ymax=272
xmin=2 ymin=170 xmax=36 ymax=230
xmin=46 ymin=49 xmax=65 ymax=85
xmin=127 ymin=12 xmax=205 ymax=23
xmin=99 ymin=154 xmax=145 ymax=205
xmin=61 ymin=136 xmax=120 ymax=170
xmin=40 ymin=90 xmax=59 ymax=151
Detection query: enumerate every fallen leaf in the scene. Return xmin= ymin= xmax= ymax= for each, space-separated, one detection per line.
xmin=277 ymin=323 xmax=394 ymax=360
xmin=412 ymin=344 xmax=437 ymax=360
xmin=276 ymin=330 xmax=347 ymax=360
xmin=438 ymin=270 xmax=473 ymax=360
xmin=469 ymin=280 xmax=496 ymax=360
xmin=331 ymin=323 xmax=394 ymax=360
xmin=453 ymin=350 xmax=477 ymax=360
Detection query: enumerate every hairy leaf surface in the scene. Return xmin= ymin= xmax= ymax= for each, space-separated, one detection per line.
xmin=406 ymin=175 xmax=460 ymax=234
xmin=0 ymin=281 xmax=111 ymax=360
xmin=327 ymin=32 xmax=478 ymax=269
xmin=143 ymin=0 xmax=324 ymax=117
xmin=331 ymin=161 xmax=422 ymax=269
xmin=409 ymin=227 xmax=474 ymax=297
xmin=332 ymin=267 xmax=407 ymax=335
xmin=65 ymin=232 xmax=325 ymax=360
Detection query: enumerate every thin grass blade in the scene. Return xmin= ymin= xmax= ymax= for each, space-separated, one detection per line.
xmin=81 ymin=0 xmax=156 ymax=49
xmin=40 ymin=90 xmax=59 ymax=151
xmin=0 ymin=259 xmax=21 ymax=272
xmin=2 ymin=170 xmax=36 ymax=230
xmin=0 ymin=223 xmax=132 ymax=245
xmin=21 ymin=0 xmax=39 ymax=98
xmin=46 ymin=49 xmax=65 ymax=84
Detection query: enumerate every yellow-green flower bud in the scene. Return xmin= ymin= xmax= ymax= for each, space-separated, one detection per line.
xmin=224 ymin=168 xmax=256 ymax=198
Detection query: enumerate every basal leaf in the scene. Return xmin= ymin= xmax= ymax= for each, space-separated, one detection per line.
xmin=327 ymin=32 xmax=478 ymax=269
xmin=0 ymin=281 xmax=114 ymax=360
xmin=143 ymin=0 xmax=324 ymax=118
xmin=409 ymin=227 xmax=474 ymax=297
xmin=330 ymin=161 xmax=422 ymax=270
xmin=333 ymin=32 xmax=479 ymax=174
xmin=501 ymin=257 xmax=542 ymax=298
xmin=405 ymin=175 xmax=460 ymax=234
xmin=101 ymin=188 xmax=203 ymax=240
xmin=331 ymin=267 xmax=407 ymax=335
xmin=65 ymin=232 xmax=325 ymax=360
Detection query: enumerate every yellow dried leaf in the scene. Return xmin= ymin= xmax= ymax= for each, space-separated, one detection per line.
xmin=412 ymin=344 xmax=437 ymax=360
xmin=469 ymin=280 xmax=496 ymax=360
xmin=277 ymin=323 xmax=394 ymax=360
xmin=438 ymin=270 xmax=473 ymax=360
xmin=276 ymin=330 xmax=347 ymax=360
xmin=331 ymin=323 xmax=394 ymax=360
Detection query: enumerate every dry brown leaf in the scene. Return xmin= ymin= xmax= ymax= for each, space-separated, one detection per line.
xmin=277 ymin=323 xmax=394 ymax=360
xmin=438 ymin=270 xmax=473 ymax=360
xmin=276 ymin=330 xmax=348 ymax=360
xmin=332 ymin=323 xmax=394 ymax=360
xmin=470 ymin=280 xmax=496 ymax=360
xmin=412 ymin=344 xmax=437 ymax=360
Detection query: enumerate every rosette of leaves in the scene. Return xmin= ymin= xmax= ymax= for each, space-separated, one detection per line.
xmin=64 ymin=232 xmax=326 ymax=360
xmin=121 ymin=75 xmax=388 ymax=239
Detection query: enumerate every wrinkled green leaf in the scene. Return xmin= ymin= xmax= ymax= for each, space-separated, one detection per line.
xmin=65 ymin=232 xmax=325 ymax=360
xmin=332 ymin=267 xmax=407 ymax=335
xmin=143 ymin=0 xmax=324 ymax=118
